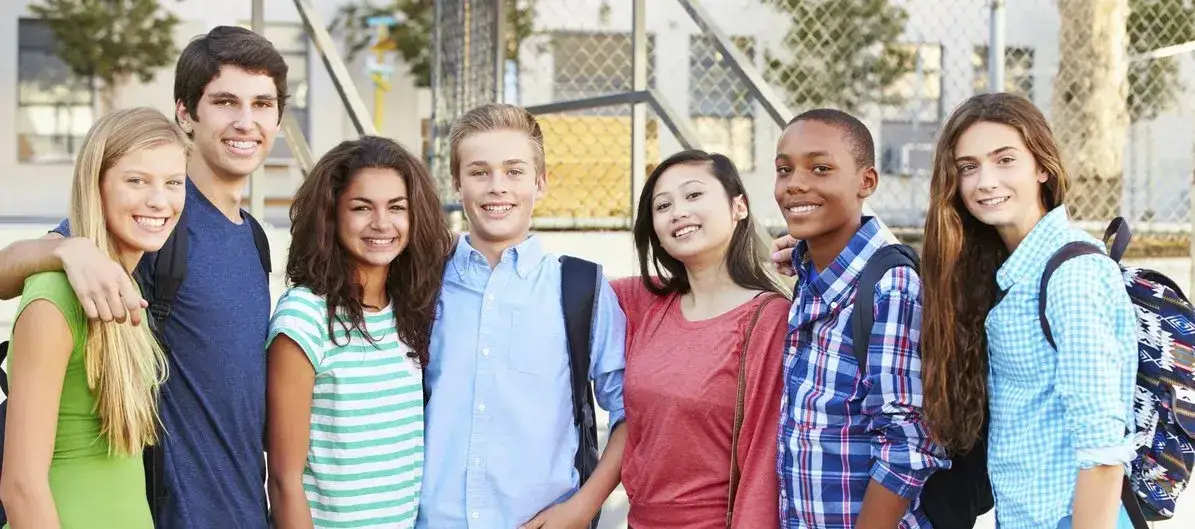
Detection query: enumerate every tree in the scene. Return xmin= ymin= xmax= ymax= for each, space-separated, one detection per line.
xmin=763 ymin=0 xmax=914 ymax=114
xmin=331 ymin=0 xmax=538 ymax=89
xmin=1051 ymin=0 xmax=1130 ymax=221
xmin=28 ymin=0 xmax=180 ymax=114
xmin=1126 ymin=0 xmax=1195 ymax=123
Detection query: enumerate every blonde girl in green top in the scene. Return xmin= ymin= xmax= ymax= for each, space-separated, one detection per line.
xmin=0 ymin=107 xmax=188 ymax=528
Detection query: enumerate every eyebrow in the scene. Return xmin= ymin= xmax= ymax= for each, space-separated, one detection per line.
xmin=206 ymin=91 xmax=277 ymax=102
xmin=652 ymin=179 xmax=706 ymax=200
xmin=955 ymin=145 xmax=1018 ymax=162
xmin=350 ymin=196 xmax=408 ymax=204
xmin=122 ymin=169 xmax=186 ymax=178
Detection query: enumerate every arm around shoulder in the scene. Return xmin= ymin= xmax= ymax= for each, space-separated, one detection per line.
xmin=0 ymin=233 xmax=67 ymax=300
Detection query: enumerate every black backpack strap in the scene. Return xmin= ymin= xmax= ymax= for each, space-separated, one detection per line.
xmin=851 ymin=244 xmax=920 ymax=370
xmin=559 ymin=255 xmax=601 ymax=529
xmin=148 ymin=206 xmax=190 ymax=332
xmin=1037 ymin=241 xmax=1104 ymax=349
xmin=244 ymin=211 xmax=272 ymax=276
xmin=0 ymin=341 xmax=8 ymax=396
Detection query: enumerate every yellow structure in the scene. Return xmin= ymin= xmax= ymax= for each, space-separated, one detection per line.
xmin=536 ymin=115 xmax=659 ymax=221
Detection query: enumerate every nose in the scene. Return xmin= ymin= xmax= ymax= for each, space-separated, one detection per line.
xmin=975 ymin=164 xmax=999 ymax=191
xmin=145 ymin=183 xmax=169 ymax=210
xmin=369 ymin=208 xmax=389 ymax=229
xmin=780 ymin=172 xmax=810 ymax=195
xmin=487 ymin=172 xmax=510 ymax=195
xmin=232 ymin=105 xmax=255 ymax=131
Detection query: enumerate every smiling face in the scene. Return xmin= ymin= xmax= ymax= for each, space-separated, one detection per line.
xmin=650 ymin=162 xmax=746 ymax=268
xmin=454 ymin=129 xmax=545 ymax=253
xmin=176 ymin=65 xmax=280 ymax=181
xmin=100 ymin=143 xmax=188 ymax=269
xmin=773 ymin=119 xmax=876 ymax=255
xmin=336 ymin=167 xmax=410 ymax=276
xmin=954 ymin=120 xmax=1050 ymax=247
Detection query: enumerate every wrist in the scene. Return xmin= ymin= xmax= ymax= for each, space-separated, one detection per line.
xmin=571 ymin=486 xmax=605 ymax=517
xmin=49 ymin=237 xmax=78 ymax=270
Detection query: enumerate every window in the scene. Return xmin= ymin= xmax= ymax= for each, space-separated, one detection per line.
xmin=881 ymin=43 xmax=943 ymax=123
xmin=550 ymin=30 xmax=655 ymax=116
xmin=17 ymin=18 xmax=94 ymax=163
xmin=241 ymin=23 xmax=310 ymax=160
xmin=973 ymin=46 xmax=1035 ymax=100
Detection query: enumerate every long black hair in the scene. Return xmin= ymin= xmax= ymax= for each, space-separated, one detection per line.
xmin=634 ymin=149 xmax=780 ymax=296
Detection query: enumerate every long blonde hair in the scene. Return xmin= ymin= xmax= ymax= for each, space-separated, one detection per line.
xmin=69 ymin=107 xmax=189 ymax=455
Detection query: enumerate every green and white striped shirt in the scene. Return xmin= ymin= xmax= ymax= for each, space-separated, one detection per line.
xmin=268 ymin=287 xmax=423 ymax=528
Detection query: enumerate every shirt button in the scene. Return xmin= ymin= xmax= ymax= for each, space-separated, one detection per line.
xmin=487 ymin=294 xmax=495 ymax=302
xmin=477 ymin=402 xmax=486 ymax=412
xmin=471 ymin=512 xmax=480 ymax=519
xmin=830 ymin=301 xmax=838 ymax=309
xmin=481 ymin=347 xmax=490 ymax=356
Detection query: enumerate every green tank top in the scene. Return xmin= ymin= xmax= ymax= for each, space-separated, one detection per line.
xmin=4 ymin=272 xmax=152 ymax=528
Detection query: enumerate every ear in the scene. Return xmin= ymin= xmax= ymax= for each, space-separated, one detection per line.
xmin=731 ymin=194 xmax=749 ymax=222
xmin=1036 ymin=167 xmax=1049 ymax=183
xmin=858 ymin=166 xmax=879 ymax=199
xmin=535 ymin=169 xmax=548 ymax=200
xmin=175 ymin=100 xmax=193 ymax=134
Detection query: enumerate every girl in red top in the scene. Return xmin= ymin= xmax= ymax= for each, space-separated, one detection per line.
xmin=612 ymin=150 xmax=789 ymax=528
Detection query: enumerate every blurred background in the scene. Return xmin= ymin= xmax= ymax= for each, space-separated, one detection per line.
xmin=1 ymin=0 xmax=1193 ymax=526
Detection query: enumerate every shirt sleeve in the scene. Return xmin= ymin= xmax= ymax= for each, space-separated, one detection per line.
xmin=730 ymin=295 xmax=788 ymax=529
xmin=50 ymin=218 xmax=70 ymax=237
xmin=267 ymin=290 xmax=328 ymax=374
xmin=1045 ymin=254 xmax=1137 ymax=468
xmin=862 ymin=268 xmax=950 ymax=500
xmin=591 ymin=274 xmax=628 ymax=429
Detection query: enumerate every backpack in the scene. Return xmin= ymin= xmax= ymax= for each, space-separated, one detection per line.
xmin=851 ymin=243 xmax=995 ymax=529
xmin=0 ymin=207 xmax=271 ymax=524
xmin=1038 ymin=217 xmax=1195 ymax=529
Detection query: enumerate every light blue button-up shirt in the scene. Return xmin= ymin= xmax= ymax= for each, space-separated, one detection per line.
xmin=986 ymin=206 xmax=1137 ymax=529
xmin=416 ymin=234 xmax=628 ymax=529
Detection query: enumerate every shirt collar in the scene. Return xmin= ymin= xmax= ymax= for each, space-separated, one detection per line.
xmin=793 ymin=216 xmax=887 ymax=306
xmin=996 ymin=205 xmax=1073 ymax=290
xmin=449 ymin=232 xmax=545 ymax=280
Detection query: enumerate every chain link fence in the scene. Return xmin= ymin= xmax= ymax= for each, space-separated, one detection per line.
xmin=432 ymin=0 xmax=1195 ymax=257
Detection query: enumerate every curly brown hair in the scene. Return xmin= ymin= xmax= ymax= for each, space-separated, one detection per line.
xmin=922 ymin=92 xmax=1068 ymax=454
xmin=286 ymin=136 xmax=453 ymax=367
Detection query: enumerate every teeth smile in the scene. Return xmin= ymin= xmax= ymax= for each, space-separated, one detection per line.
xmin=482 ymin=205 xmax=513 ymax=214
xmin=225 ymin=140 xmax=257 ymax=150
xmin=979 ymin=197 xmax=1010 ymax=206
xmin=135 ymin=216 xmax=166 ymax=228
xmin=788 ymin=205 xmax=820 ymax=214
xmin=673 ymin=225 xmax=700 ymax=238
xmin=365 ymin=238 xmax=395 ymax=246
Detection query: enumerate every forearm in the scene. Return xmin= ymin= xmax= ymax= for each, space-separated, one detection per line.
xmin=572 ymin=423 xmax=627 ymax=516
xmin=0 ymin=478 xmax=62 ymax=529
xmin=855 ymin=479 xmax=911 ymax=529
xmin=267 ymin=474 xmax=315 ymax=529
xmin=1072 ymin=465 xmax=1124 ymax=529
xmin=0 ymin=238 xmax=65 ymax=300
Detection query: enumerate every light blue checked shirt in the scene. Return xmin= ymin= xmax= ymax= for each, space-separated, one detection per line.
xmin=416 ymin=234 xmax=628 ymax=529
xmin=986 ymin=206 xmax=1138 ymax=529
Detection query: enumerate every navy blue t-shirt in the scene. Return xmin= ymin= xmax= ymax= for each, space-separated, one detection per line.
xmin=54 ymin=179 xmax=270 ymax=528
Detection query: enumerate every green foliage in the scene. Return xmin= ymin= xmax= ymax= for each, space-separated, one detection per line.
xmin=27 ymin=0 xmax=179 ymax=97
xmin=331 ymin=0 xmax=537 ymax=88
xmin=1127 ymin=0 xmax=1195 ymax=122
xmin=763 ymin=0 xmax=914 ymax=113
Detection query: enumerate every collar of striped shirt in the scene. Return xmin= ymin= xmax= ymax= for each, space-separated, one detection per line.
xmin=791 ymin=215 xmax=886 ymax=305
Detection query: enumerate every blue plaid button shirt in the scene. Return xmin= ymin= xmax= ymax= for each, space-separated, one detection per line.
xmin=777 ymin=217 xmax=948 ymax=529
xmin=986 ymin=206 xmax=1137 ymax=529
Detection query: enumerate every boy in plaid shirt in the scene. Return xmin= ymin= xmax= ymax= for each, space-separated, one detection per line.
xmin=771 ymin=109 xmax=948 ymax=528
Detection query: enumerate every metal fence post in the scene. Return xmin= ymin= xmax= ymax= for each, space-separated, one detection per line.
xmin=250 ymin=0 xmax=267 ymax=222
xmin=631 ymin=0 xmax=648 ymax=217
xmin=988 ymin=0 xmax=1006 ymax=93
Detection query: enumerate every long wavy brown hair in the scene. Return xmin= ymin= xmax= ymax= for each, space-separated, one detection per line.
xmin=922 ymin=93 xmax=1069 ymax=453
xmin=286 ymin=136 xmax=453 ymax=367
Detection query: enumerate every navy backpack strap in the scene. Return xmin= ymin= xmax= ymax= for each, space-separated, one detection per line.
xmin=244 ymin=212 xmax=272 ymax=276
xmin=559 ymin=255 xmax=602 ymax=529
xmin=148 ymin=206 xmax=190 ymax=332
xmin=851 ymin=244 xmax=919 ymax=369
xmin=1037 ymin=241 xmax=1103 ymax=349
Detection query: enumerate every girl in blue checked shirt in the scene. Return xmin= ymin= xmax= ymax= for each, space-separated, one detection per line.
xmin=919 ymin=92 xmax=1138 ymax=529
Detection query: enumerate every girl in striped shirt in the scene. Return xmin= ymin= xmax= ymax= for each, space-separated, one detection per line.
xmin=265 ymin=136 xmax=453 ymax=528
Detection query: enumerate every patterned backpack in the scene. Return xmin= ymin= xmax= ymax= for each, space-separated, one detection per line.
xmin=1038 ymin=217 xmax=1195 ymax=526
